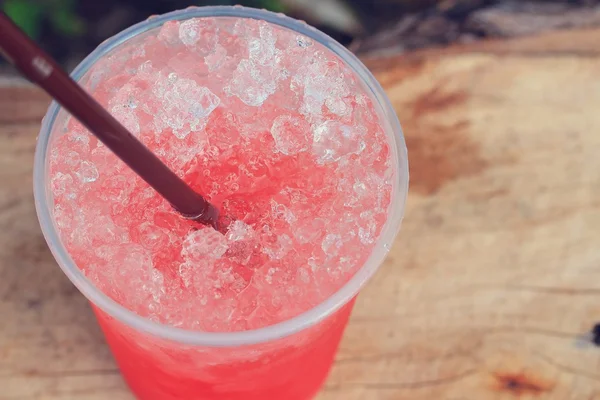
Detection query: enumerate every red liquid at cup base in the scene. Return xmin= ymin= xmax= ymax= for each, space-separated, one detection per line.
xmin=94 ymin=299 xmax=355 ymax=399
xmin=37 ymin=7 xmax=407 ymax=400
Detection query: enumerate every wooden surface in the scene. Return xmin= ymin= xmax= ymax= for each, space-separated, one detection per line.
xmin=3 ymin=28 xmax=600 ymax=399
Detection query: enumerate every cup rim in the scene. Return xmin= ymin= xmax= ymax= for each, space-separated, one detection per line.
xmin=33 ymin=5 xmax=409 ymax=347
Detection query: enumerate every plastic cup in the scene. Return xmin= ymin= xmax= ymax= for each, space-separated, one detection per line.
xmin=34 ymin=6 xmax=409 ymax=400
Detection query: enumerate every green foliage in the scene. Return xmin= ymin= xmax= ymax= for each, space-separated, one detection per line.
xmin=2 ymin=0 xmax=85 ymax=39
xmin=3 ymin=0 xmax=43 ymax=38
xmin=193 ymin=0 xmax=286 ymax=13
xmin=248 ymin=0 xmax=286 ymax=13
xmin=3 ymin=0 xmax=286 ymax=41
xmin=47 ymin=0 xmax=85 ymax=36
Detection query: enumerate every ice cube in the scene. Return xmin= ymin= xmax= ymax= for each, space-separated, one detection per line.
xmin=270 ymin=114 xmax=312 ymax=155
xmin=325 ymin=97 xmax=352 ymax=117
xmin=292 ymin=57 xmax=351 ymax=120
xmin=53 ymin=204 xmax=73 ymax=231
xmin=152 ymin=74 xmax=220 ymax=139
xmin=358 ymin=220 xmax=377 ymax=245
xmin=342 ymin=178 xmax=370 ymax=207
xmin=262 ymin=234 xmax=292 ymax=260
xmin=227 ymin=60 xmax=280 ymax=107
xmin=178 ymin=262 xmax=194 ymax=288
xmin=188 ymin=86 xmax=221 ymax=119
xmin=205 ymin=110 xmax=241 ymax=149
xmin=182 ymin=228 xmax=229 ymax=261
xmin=339 ymin=255 xmax=359 ymax=273
xmin=66 ymin=129 xmax=91 ymax=153
xmin=232 ymin=18 xmax=261 ymax=39
xmin=353 ymin=180 xmax=368 ymax=197
xmin=293 ymin=218 xmax=325 ymax=244
xmin=226 ymin=21 xmax=288 ymax=107
xmin=158 ymin=21 xmax=181 ymax=46
xmin=235 ymin=286 xmax=259 ymax=319
xmin=135 ymin=222 xmax=170 ymax=250
xmin=226 ymin=220 xmax=253 ymax=242
xmin=51 ymin=172 xmax=75 ymax=198
xmin=86 ymin=214 xmax=122 ymax=244
xmin=270 ymin=199 xmax=297 ymax=225
xmin=75 ymin=161 xmax=99 ymax=183
xmin=321 ymin=233 xmax=342 ymax=255
xmin=204 ymin=44 xmax=227 ymax=72
xmin=178 ymin=256 xmax=218 ymax=291
xmin=312 ymin=121 xmax=366 ymax=164
xmin=179 ymin=19 xmax=200 ymax=46
xmin=248 ymin=22 xmax=279 ymax=66
xmin=225 ymin=220 xmax=255 ymax=265
xmin=214 ymin=264 xmax=251 ymax=295
xmin=213 ymin=266 xmax=235 ymax=289
xmin=179 ymin=18 xmax=218 ymax=56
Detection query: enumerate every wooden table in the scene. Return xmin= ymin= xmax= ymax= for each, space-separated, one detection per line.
xmin=3 ymin=28 xmax=600 ymax=399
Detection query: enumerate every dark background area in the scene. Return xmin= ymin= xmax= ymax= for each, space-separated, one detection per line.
xmin=2 ymin=0 xmax=600 ymax=71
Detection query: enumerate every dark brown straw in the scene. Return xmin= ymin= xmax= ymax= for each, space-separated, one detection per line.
xmin=0 ymin=12 xmax=220 ymax=230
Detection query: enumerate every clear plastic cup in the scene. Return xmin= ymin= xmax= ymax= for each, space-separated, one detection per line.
xmin=34 ymin=6 xmax=408 ymax=400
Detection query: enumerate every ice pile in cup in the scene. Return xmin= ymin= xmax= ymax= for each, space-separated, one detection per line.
xmin=50 ymin=17 xmax=393 ymax=332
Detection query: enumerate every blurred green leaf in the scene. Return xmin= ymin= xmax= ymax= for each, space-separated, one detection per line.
xmin=192 ymin=0 xmax=285 ymax=10
xmin=49 ymin=7 xmax=86 ymax=36
xmin=245 ymin=0 xmax=286 ymax=12
xmin=2 ymin=0 xmax=43 ymax=39
xmin=43 ymin=0 xmax=86 ymax=37
xmin=254 ymin=0 xmax=286 ymax=12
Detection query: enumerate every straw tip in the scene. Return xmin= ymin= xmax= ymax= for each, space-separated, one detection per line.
xmin=188 ymin=202 xmax=235 ymax=235
xmin=192 ymin=202 xmax=221 ymax=231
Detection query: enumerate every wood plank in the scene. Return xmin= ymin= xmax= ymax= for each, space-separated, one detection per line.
xmin=2 ymin=28 xmax=600 ymax=399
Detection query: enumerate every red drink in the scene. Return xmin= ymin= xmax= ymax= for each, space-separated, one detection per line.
xmin=94 ymin=300 xmax=356 ymax=399
xmin=35 ymin=7 xmax=408 ymax=400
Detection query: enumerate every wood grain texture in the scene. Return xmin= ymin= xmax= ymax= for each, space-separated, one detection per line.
xmin=2 ymin=29 xmax=600 ymax=400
